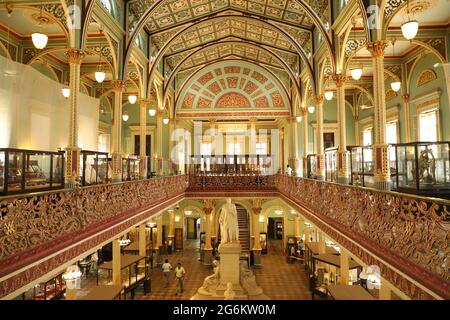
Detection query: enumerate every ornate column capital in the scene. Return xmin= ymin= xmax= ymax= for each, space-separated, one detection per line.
xmin=65 ymin=48 xmax=85 ymax=65
xmin=203 ymin=199 xmax=215 ymax=214
xmin=139 ymin=99 xmax=148 ymax=108
xmin=402 ymin=94 xmax=410 ymax=103
xmin=313 ymin=95 xmax=324 ymax=106
xmin=300 ymin=107 xmax=308 ymax=116
xmin=157 ymin=108 xmax=165 ymax=117
xmin=209 ymin=118 xmax=217 ymax=124
xmin=367 ymin=40 xmax=388 ymax=57
xmin=249 ymin=117 xmax=257 ymax=124
xmin=354 ymin=115 xmax=359 ymax=122
xmin=333 ymin=74 xmax=347 ymax=87
xmin=111 ymin=80 xmax=125 ymax=92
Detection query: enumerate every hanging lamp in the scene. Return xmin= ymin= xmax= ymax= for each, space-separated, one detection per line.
xmin=401 ymin=0 xmax=419 ymax=40
xmin=31 ymin=3 xmax=48 ymax=49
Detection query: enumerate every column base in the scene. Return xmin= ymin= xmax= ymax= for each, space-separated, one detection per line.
xmin=337 ymin=176 xmax=350 ymax=185
xmin=203 ymin=248 xmax=213 ymax=265
xmin=252 ymin=249 xmax=262 ymax=268
xmin=374 ymin=180 xmax=391 ymax=191
xmin=156 ymin=246 xmax=164 ymax=267
xmin=316 ymin=175 xmax=325 ymax=181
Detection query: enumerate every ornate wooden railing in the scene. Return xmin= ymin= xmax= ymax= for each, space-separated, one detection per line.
xmin=187 ymin=173 xmax=277 ymax=192
xmin=0 ymin=175 xmax=188 ymax=298
xmin=276 ymin=174 xmax=450 ymax=300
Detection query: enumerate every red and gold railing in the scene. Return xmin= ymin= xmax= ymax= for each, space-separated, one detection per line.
xmin=276 ymin=174 xmax=449 ymax=300
xmin=0 ymin=175 xmax=188 ymax=298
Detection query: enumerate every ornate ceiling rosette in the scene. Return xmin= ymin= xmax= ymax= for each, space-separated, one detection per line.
xmin=176 ymin=60 xmax=290 ymax=117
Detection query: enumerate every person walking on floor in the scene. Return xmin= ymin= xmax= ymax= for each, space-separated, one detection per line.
xmin=162 ymin=259 xmax=172 ymax=288
xmin=174 ymin=262 xmax=186 ymax=296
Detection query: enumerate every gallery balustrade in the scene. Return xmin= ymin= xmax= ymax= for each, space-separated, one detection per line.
xmin=276 ymin=174 xmax=449 ymax=300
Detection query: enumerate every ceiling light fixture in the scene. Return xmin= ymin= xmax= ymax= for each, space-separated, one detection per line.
xmin=308 ymin=105 xmax=315 ymax=113
xmin=163 ymin=118 xmax=169 ymax=125
xmin=296 ymin=116 xmax=302 ymax=123
xmin=401 ymin=0 xmax=419 ymax=40
xmin=122 ymin=113 xmax=129 ymax=122
xmin=390 ymin=39 xmax=401 ymax=92
xmin=62 ymin=82 xmax=70 ymax=98
xmin=31 ymin=3 xmax=48 ymax=49
xmin=148 ymin=108 xmax=156 ymax=116
xmin=128 ymin=95 xmax=137 ymax=104
xmin=350 ymin=67 xmax=363 ymax=81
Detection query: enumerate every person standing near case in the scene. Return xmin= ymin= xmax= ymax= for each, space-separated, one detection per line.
xmin=174 ymin=262 xmax=186 ymax=296
xmin=161 ymin=259 xmax=172 ymax=288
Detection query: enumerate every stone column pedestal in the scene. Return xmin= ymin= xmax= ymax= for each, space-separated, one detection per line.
xmin=252 ymin=249 xmax=262 ymax=268
xmin=217 ymin=241 xmax=244 ymax=294
xmin=203 ymin=248 xmax=213 ymax=266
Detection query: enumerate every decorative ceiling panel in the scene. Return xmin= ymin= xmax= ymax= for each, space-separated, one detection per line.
xmin=176 ymin=60 xmax=290 ymax=113
xmin=129 ymin=0 xmax=329 ymax=34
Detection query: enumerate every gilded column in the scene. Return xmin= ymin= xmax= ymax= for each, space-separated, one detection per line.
xmin=252 ymin=199 xmax=262 ymax=268
xmin=249 ymin=118 xmax=257 ymax=167
xmin=340 ymin=248 xmax=350 ymax=285
xmin=402 ymin=94 xmax=411 ymax=142
xmin=301 ymin=107 xmax=309 ymax=178
xmin=168 ymin=209 xmax=175 ymax=240
xmin=112 ymin=239 xmax=121 ymax=285
xmin=64 ymin=48 xmax=84 ymax=188
xmin=291 ymin=116 xmax=300 ymax=175
xmin=139 ymin=99 xmax=148 ymax=179
xmin=318 ymin=230 xmax=326 ymax=254
xmin=202 ymin=199 xmax=214 ymax=265
xmin=354 ymin=115 xmax=360 ymax=145
xmin=139 ymin=223 xmax=146 ymax=267
xmin=314 ymin=95 xmax=325 ymax=180
xmin=111 ymin=80 xmax=125 ymax=182
xmin=367 ymin=41 xmax=391 ymax=190
xmin=168 ymin=118 xmax=175 ymax=174
xmin=156 ymin=109 xmax=164 ymax=175
xmin=334 ymin=73 xmax=350 ymax=184
xmin=294 ymin=215 xmax=301 ymax=240
xmin=156 ymin=214 xmax=163 ymax=267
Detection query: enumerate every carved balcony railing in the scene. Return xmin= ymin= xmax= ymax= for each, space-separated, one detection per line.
xmin=276 ymin=175 xmax=450 ymax=300
xmin=0 ymin=175 xmax=188 ymax=297
xmin=187 ymin=173 xmax=277 ymax=192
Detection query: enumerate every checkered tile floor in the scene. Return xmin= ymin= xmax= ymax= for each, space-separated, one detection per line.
xmin=76 ymin=239 xmax=311 ymax=300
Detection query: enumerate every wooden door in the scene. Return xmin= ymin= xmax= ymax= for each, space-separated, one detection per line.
xmin=175 ymin=228 xmax=183 ymax=250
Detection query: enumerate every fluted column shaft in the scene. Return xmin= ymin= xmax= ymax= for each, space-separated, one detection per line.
xmin=368 ymin=41 xmax=391 ymax=190
xmin=64 ymin=48 xmax=84 ymax=188
xmin=139 ymin=99 xmax=148 ymax=179
xmin=156 ymin=109 xmax=163 ymax=175
xmin=301 ymin=108 xmax=309 ymax=178
xmin=314 ymin=95 xmax=325 ymax=180
xmin=334 ymin=74 xmax=350 ymax=184
xmin=291 ymin=117 xmax=300 ymax=174
xmin=111 ymin=80 xmax=125 ymax=182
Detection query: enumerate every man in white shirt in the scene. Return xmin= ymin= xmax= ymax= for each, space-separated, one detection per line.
xmin=174 ymin=262 xmax=186 ymax=295
xmin=162 ymin=259 xmax=172 ymax=288
xmin=286 ymin=164 xmax=293 ymax=176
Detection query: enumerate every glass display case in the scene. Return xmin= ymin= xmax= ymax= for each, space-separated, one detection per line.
xmin=392 ymin=141 xmax=450 ymax=193
xmin=122 ymin=156 xmax=140 ymax=181
xmin=190 ymin=154 xmax=274 ymax=176
xmin=80 ymin=150 xmax=109 ymax=186
xmin=349 ymin=146 xmax=374 ymax=187
xmin=0 ymin=148 xmax=64 ymax=195
xmin=18 ymin=272 xmax=66 ymax=300
xmin=306 ymin=154 xmax=317 ymax=179
xmin=325 ymin=147 xmax=338 ymax=182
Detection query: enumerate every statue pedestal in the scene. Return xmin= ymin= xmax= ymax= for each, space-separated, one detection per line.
xmin=218 ymin=241 xmax=242 ymax=291
xmin=252 ymin=249 xmax=262 ymax=268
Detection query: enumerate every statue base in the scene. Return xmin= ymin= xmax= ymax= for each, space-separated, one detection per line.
xmin=191 ymin=241 xmax=269 ymax=300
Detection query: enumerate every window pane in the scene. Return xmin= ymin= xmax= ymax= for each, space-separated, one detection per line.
xmin=419 ymin=110 xmax=437 ymax=142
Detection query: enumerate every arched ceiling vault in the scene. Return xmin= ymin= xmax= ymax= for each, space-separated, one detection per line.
xmin=175 ymin=60 xmax=291 ymax=119
xmin=161 ymin=40 xmax=301 ymax=115
xmin=124 ymin=0 xmax=336 ymax=90
xmin=145 ymin=14 xmax=316 ymax=99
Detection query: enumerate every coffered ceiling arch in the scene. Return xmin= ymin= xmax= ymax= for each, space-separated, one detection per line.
xmin=175 ymin=60 xmax=291 ymax=118
xmin=159 ymin=40 xmax=301 ymax=115
xmin=145 ymin=14 xmax=317 ymax=99
xmin=175 ymin=54 xmax=289 ymax=102
xmin=124 ymin=0 xmax=335 ymax=79
xmin=174 ymin=57 xmax=291 ymax=114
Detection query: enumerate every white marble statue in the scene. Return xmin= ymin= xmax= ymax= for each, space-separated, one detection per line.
xmin=219 ymin=198 xmax=239 ymax=243
xmin=224 ymin=282 xmax=236 ymax=300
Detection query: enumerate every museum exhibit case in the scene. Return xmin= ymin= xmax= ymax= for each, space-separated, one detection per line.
xmin=0 ymin=148 xmax=64 ymax=195
xmin=259 ymin=232 xmax=268 ymax=254
xmin=190 ymin=154 xmax=274 ymax=175
xmin=96 ymin=255 xmax=150 ymax=300
xmin=325 ymin=147 xmax=338 ymax=182
xmin=306 ymin=154 xmax=317 ymax=179
xmin=392 ymin=141 xmax=450 ymax=197
xmin=80 ymin=150 xmax=109 ymax=186
xmin=17 ymin=272 xmax=66 ymax=300
xmin=121 ymin=156 xmax=141 ymax=181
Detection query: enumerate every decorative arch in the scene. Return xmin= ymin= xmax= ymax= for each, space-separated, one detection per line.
xmin=143 ymin=14 xmax=316 ymax=98
xmin=417 ymin=69 xmax=437 ymax=87
xmin=176 ymin=60 xmax=290 ymax=117
xmin=124 ymin=0 xmax=335 ymax=80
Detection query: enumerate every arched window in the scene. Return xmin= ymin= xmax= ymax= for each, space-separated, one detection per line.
xmin=100 ymin=0 xmax=112 ymax=14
